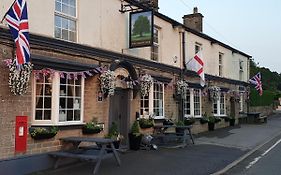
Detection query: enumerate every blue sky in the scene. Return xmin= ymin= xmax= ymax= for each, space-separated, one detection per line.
xmin=159 ymin=0 xmax=281 ymax=73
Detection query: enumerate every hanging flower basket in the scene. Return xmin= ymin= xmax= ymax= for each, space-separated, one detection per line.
xmin=7 ymin=59 xmax=33 ymax=96
xmin=208 ymin=86 xmax=221 ymax=101
xmin=140 ymin=74 xmax=153 ymax=96
xmin=176 ymin=80 xmax=188 ymax=95
xmin=99 ymin=70 xmax=116 ymax=96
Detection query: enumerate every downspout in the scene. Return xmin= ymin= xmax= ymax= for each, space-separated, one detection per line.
xmin=180 ymin=30 xmax=186 ymax=121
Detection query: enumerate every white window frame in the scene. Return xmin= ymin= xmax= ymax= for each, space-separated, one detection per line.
xmin=219 ymin=53 xmax=223 ymax=77
xmin=239 ymin=92 xmax=244 ymax=112
xmin=213 ymin=93 xmax=226 ymax=116
xmin=55 ymin=0 xmax=77 ymax=42
xmin=32 ymin=72 xmax=84 ymax=126
xmin=140 ymin=82 xmax=165 ymax=119
xmin=184 ymin=89 xmax=202 ymax=118
xmin=195 ymin=42 xmax=202 ymax=54
xmin=239 ymin=60 xmax=244 ymax=81
xmin=151 ymin=26 xmax=160 ymax=61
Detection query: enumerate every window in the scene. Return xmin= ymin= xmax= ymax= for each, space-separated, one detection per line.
xmin=151 ymin=27 xmax=159 ymax=61
xmin=213 ymin=93 xmax=226 ymax=116
xmin=55 ymin=0 xmax=77 ymax=42
xmin=184 ymin=89 xmax=201 ymax=118
xmin=219 ymin=53 xmax=223 ymax=77
xmin=195 ymin=43 xmax=202 ymax=54
xmin=140 ymin=82 xmax=164 ymax=119
xmin=239 ymin=60 xmax=243 ymax=81
xmin=33 ymin=72 xmax=84 ymax=125
xmin=239 ymin=92 xmax=244 ymax=112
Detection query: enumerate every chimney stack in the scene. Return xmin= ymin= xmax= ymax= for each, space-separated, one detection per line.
xmin=183 ymin=7 xmax=204 ymax=32
xmin=135 ymin=0 xmax=159 ymax=11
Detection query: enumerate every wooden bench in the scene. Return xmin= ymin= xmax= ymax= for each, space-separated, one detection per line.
xmin=49 ymin=137 xmax=121 ymax=175
xmin=256 ymin=115 xmax=267 ymax=123
xmin=152 ymin=125 xmax=194 ymax=148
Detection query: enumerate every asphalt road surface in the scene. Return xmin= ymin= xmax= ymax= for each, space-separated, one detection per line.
xmin=226 ymin=134 xmax=281 ymax=175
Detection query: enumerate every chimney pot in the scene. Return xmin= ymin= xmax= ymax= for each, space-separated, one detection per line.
xmin=193 ymin=7 xmax=198 ymax=14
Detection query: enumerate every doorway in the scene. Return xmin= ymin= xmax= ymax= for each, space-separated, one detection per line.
xmin=109 ymin=88 xmax=130 ymax=144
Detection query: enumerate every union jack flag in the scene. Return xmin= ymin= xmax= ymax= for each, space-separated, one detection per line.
xmin=5 ymin=0 xmax=30 ymax=66
xmin=249 ymin=72 xmax=263 ymax=96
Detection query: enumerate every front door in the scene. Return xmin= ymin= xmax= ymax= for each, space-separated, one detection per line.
xmin=109 ymin=89 xmax=130 ymax=144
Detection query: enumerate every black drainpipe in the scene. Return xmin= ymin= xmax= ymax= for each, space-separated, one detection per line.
xmin=179 ymin=31 xmax=186 ymax=121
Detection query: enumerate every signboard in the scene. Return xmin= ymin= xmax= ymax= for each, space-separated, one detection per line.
xmin=129 ymin=10 xmax=153 ymax=48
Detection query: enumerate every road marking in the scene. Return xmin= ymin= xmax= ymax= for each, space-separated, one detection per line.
xmin=246 ymin=138 xmax=281 ymax=169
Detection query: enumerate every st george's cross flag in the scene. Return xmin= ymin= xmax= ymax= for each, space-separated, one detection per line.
xmin=186 ymin=52 xmax=205 ymax=87
xmin=249 ymin=72 xmax=263 ymax=96
xmin=5 ymin=0 xmax=30 ymax=67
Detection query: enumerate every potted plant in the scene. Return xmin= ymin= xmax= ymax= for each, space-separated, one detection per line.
xmin=229 ymin=115 xmax=236 ymax=126
xmin=139 ymin=118 xmax=154 ymax=129
xmin=82 ymin=121 xmax=103 ymax=134
xmin=208 ymin=116 xmax=216 ymax=131
xmin=200 ymin=115 xmax=209 ymax=124
xmin=175 ymin=120 xmax=185 ymax=135
xmin=128 ymin=120 xmax=142 ymax=150
xmin=106 ymin=122 xmax=123 ymax=149
xmin=214 ymin=116 xmax=221 ymax=123
xmin=30 ymin=126 xmax=58 ymax=140
xmin=184 ymin=117 xmax=196 ymax=126
xmin=163 ymin=118 xmax=174 ymax=126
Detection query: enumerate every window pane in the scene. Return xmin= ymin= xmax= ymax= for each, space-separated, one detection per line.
xmin=36 ymin=96 xmax=43 ymax=108
xmin=55 ymin=16 xmax=61 ymax=27
xmin=62 ymin=4 xmax=69 ymax=14
xmin=35 ymin=110 xmax=43 ymax=120
xmin=69 ymin=7 xmax=76 ymax=17
xmin=62 ymin=29 xmax=68 ymax=40
xmin=67 ymin=110 xmax=73 ymax=121
xmin=75 ymin=86 xmax=81 ymax=97
xmin=55 ymin=27 xmax=61 ymax=38
xmin=69 ymin=0 xmax=76 ymax=6
xmin=67 ymin=98 xmax=73 ymax=108
xmin=74 ymin=98 xmax=80 ymax=109
xmin=62 ymin=18 xmax=68 ymax=29
xmin=69 ymin=31 xmax=76 ymax=42
xmin=74 ymin=110 xmax=80 ymax=121
xmin=55 ymin=2 xmax=61 ymax=12
xmin=44 ymin=97 xmax=52 ymax=108
xmin=59 ymin=98 xmax=66 ymax=108
xmin=44 ymin=110 xmax=51 ymax=120
xmin=59 ymin=110 xmax=66 ymax=122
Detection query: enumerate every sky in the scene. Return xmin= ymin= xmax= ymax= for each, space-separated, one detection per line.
xmin=159 ymin=0 xmax=281 ymax=74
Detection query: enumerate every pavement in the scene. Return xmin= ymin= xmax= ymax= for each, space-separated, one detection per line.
xmin=32 ymin=112 xmax=281 ymax=175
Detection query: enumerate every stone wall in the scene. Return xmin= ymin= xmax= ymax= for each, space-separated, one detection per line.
xmin=249 ymin=106 xmax=274 ymax=116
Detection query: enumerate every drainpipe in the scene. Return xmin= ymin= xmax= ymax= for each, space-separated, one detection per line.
xmin=179 ymin=29 xmax=186 ymax=121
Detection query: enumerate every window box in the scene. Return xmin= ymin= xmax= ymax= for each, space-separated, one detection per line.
xmin=29 ymin=126 xmax=58 ymax=140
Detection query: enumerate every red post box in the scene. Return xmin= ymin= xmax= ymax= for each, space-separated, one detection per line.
xmin=15 ymin=116 xmax=28 ymax=153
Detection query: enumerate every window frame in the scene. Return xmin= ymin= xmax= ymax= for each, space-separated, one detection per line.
xmin=151 ymin=26 xmax=160 ymax=61
xmin=54 ymin=0 xmax=77 ymax=42
xmin=195 ymin=42 xmax=202 ymax=54
xmin=32 ymin=72 xmax=85 ymax=126
xmin=213 ymin=93 xmax=226 ymax=116
xmin=219 ymin=53 xmax=223 ymax=77
xmin=184 ymin=89 xmax=202 ymax=118
xmin=140 ymin=82 xmax=165 ymax=119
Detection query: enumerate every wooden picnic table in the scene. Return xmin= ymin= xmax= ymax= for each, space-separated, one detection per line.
xmin=153 ymin=125 xmax=195 ymax=147
xmin=49 ymin=137 xmax=121 ymax=175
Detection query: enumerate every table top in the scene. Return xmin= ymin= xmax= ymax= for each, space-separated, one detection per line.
xmin=154 ymin=125 xmax=192 ymax=129
xmin=60 ymin=137 xmax=114 ymax=144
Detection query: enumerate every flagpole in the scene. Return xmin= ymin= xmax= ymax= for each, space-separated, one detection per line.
xmin=0 ymin=0 xmax=16 ymax=23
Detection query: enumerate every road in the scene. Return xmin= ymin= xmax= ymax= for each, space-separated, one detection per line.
xmin=225 ymin=134 xmax=281 ymax=175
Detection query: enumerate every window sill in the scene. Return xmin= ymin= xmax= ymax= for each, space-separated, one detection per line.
xmin=214 ymin=115 xmax=227 ymax=117
xmin=31 ymin=124 xmax=84 ymax=130
xmin=153 ymin=116 xmax=165 ymax=120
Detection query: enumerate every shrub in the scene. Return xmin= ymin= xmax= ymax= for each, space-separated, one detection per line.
xmin=139 ymin=118 xmax=154 ymax=129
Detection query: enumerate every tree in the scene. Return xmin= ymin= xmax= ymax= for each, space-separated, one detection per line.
xmin=132 ymin=15 xmax=150 ymax=37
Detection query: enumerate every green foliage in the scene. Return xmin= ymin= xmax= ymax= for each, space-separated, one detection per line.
xmin=249 ymin=88 xmax=276 ymax=106
xmin=108 ymin=122 xmax=119 ymax=138
xmin=132 ymin=15 xmax=150 ymax=37
xmin=30 ymin=126 xmax=58 ymax=140
xmin=208 ymin=116 xmax=216 ymax=124
xmin=184 ymin=117 xmax=196 ymax=125
xmin=249 ymin=59 xmax=281 ymax=107
xmin=139 ymin=118 xmax=154 ymax=128
xmin=175 ymin=120 xmax=185 ymax=126
xmin=131 ymin=121 xmax=140 ymax=135
xmin=82 ymin=122 xmax=102 ymax=134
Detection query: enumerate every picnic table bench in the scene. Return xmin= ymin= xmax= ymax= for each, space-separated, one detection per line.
xmin=152 ymin=125 xmax=194 ymax=148
xmin=247 ymin=112 xmax=267 ymax=124
xmin=49 ymin=137 xmax=121 ymax=175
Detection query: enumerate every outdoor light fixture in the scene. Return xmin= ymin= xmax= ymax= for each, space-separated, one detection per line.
xmin=173 ymin=56 xmax=178 ymax=63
